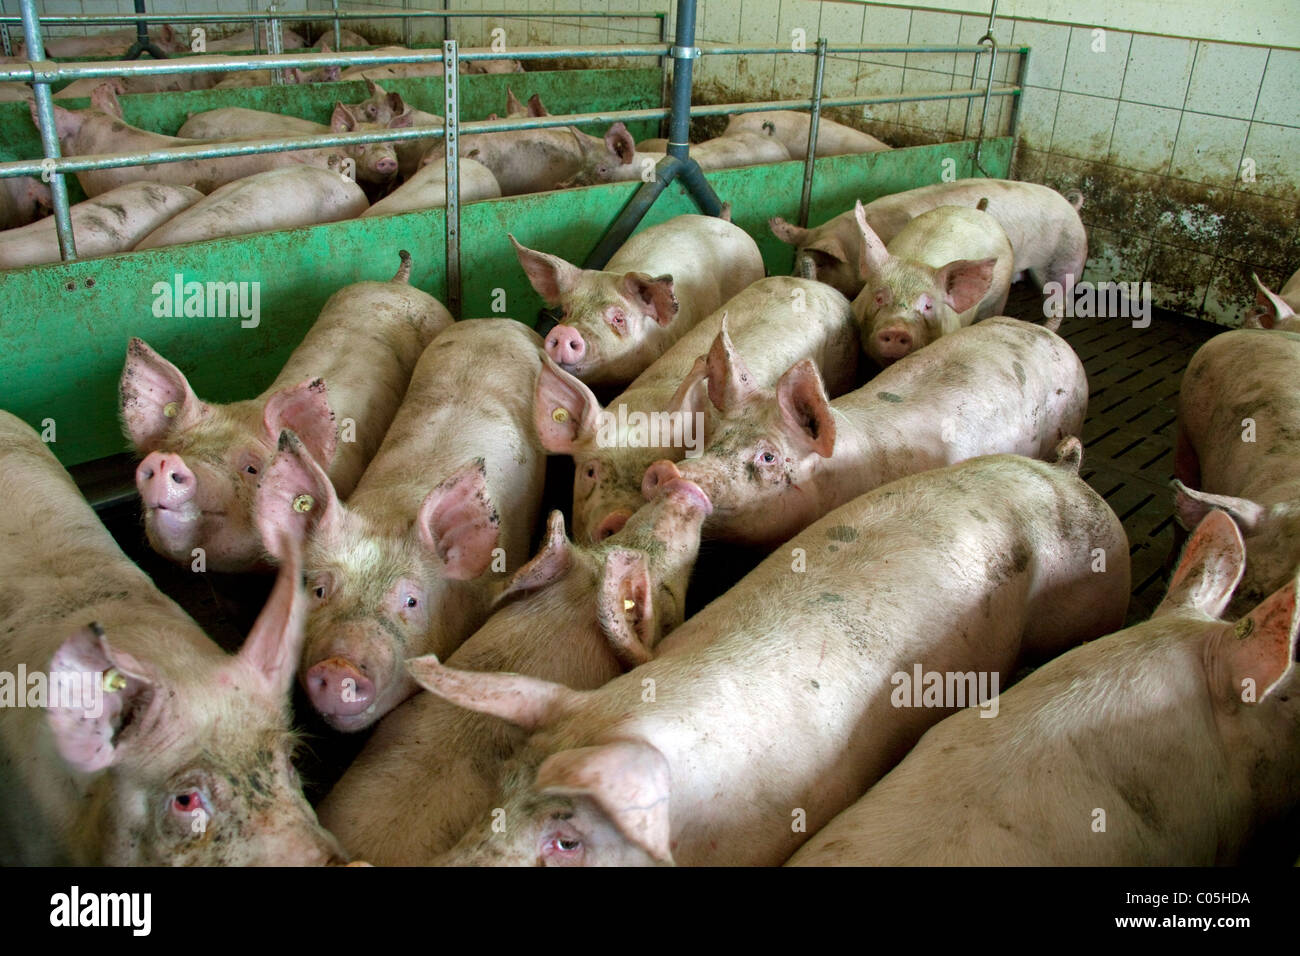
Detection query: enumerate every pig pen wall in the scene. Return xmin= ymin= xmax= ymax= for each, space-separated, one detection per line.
xmin=0 ymin=54 xmax=1010 ymax=467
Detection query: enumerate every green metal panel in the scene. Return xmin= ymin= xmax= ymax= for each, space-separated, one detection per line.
xmin=0 ymin=136 xmax=1010 ymax=467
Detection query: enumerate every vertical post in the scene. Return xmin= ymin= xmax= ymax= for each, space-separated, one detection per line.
xmin=268 ymin=4 xmax=284 ymax=86
xmin=402 ymin=0 xmax=410 ymax=48
xmin=443 ymin=39 xmax=461 ymax=317
xmin=1008 ymin=46 xmax=1028 ymax=143
xmin=18 ymin=0 xmax=76 ymax=261
xmin=442 ymin=0 xmax=451 ymax=46
xmin=658 ymin=13 xmax=670 ymax=139
xmin=331 ymin=0 xmax=342 ymax=51
xmin=1 ymin=23 xmax=11 ymax=57
xmin=798 ymin=38 xmax=826 ymax=228
xmin=665 ymin=0 xmax=697 ymax=161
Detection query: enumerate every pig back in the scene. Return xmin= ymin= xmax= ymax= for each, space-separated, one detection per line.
xmin=1178 ymin=329 xmax=1300 ymax=497
xmin=345 ymin=318 xmax=547 ymax=563
xmin=265 ymin=277 xmax=456 ymax=497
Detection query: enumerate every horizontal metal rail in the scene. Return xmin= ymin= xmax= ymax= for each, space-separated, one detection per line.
xmin=0 ymin=10 xmax=665 ymax=25
xmin=0 ymin=86 xmax=1019 ymax=181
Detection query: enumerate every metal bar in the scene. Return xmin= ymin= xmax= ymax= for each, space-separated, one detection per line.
xmin=442 ymin=0 xmax=450 ymax=45
xmin=1008 ymin=47 xmax=1028 ymax=143
xmin=403 ymin=0 xmax=411 ymax=48
xmin=121 ymin=0 xmax=170 ymax=61
xmin=973 ymin=37 xmax=999 ymax=175
xmin=0 ymin=10 xmax=667 ymax=25
xmin=1 ymin=23 xmax=11 ymax=57
xmin=658 ymin=9 xmax=670 ymax=139
xmin=332 ymin=0 xmax=341 ymax=52
xmin=268 ymin=5 xmax=284 ymax=86
xmin=665 ymin=0 xmax=722 ymax=215
xmin=443 ymin=38 xmax=461 ymax=318
xmin=18 ymin=0 xmax=76 ymax=261
xmin=0 ymin=87 xmax=1023 ymax=181
xmin=798 ymin=37 xmax=825 ymax=228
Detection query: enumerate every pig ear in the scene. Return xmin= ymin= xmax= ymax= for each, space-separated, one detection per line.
xmin=1172 ymin=480 xmax=1267 ymax=535
xmin=853 ymin=200 xmax=890 ymax=275
xmin=318 ymin=37 xmax=333 ymax=53
xmin=776 ymin=360 xmax=836 ymax=458
xmin=528 ymin=93 xmax=549 ymax=117
xmin=505 ymin=87 xmax=525 ymax=115
xmin=494 ymin=511 xmax=572 ymax=606
xmin=45 ymin=624 xmax=153 ymax=773
xmin=1154 ymin=509 xmax=1246 ymax=619
xmin=1213 ymin=573 xmax=1300 ymax=704
xmin=595 ymin=548 xmax=655 ymax=667
xmin=535 ymin=741 xmax=673 ymax=864
xmin=769 ymin=216 xmax=810 ymax=246
xmin=805 ymin=235 xmax=848 ymax=265
xmin=416 ymin=458 xmax=500 ymax=580
xmin=263 ymin=378 xmax=337 ymax=469
xmin=330 ymin=102 xmax=359 ymax=133
xmin=119 ymin=337 xmax=206 ymax=452
xmin=1252 ymin=273 xmax=1294 ymax=325
xmin=386 ymin=91 xmax=406 ymax=115
xmin=534 ymin=355 xmax=603 ymax=454
xmin=405 ymin=656 xmax=580 ymax=730
xmin=667 ymin=354 xmax=711 ymax=423
xmin=237 ymin=531 xmax=308 ymax=699
xmin=935 ymin=257 xmax=997 ymax=315
xmin=91 ymin=83 xmax=123 ymax=118
xmin=705 ymin=313 xmax=758 ymax=413
xmin=254 ymin=430 xmax=343 ymax=559
xmin=388 ymin=111 xmax=414 ymax=129
xmin=160 ymin=24 xmax=176 ymax=44
xmin=604 ymin=122 xmax=636 ymax=165
xmin=623 ymin=272 xmax=679 ymax=327
xmin=508 ymin=234 xmax=583 ymax=305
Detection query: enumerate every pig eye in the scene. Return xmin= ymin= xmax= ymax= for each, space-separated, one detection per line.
xmin=874 ymin=289 xmax=887 ymax=307
xmin=404 ymin=595 xmax=418 ymax=608
xmin=918 ymin=295 xmax=933 ymax=314
xmin=759 ymin=451 xmax=776 ymax=465
xmin=606 ymin=310 xmax=627 ymax=334
xmin=585 ymin=464 xmax=596 ymax=479
xmin=245 ymin=465 xmax=258 ymax=475
xmin=542 ymin=832 xmax=584 ymax=865
xmin=169 ymin=788 xmax=209 ymax=825
xmin=314 ymin=586 xmax=326 ymax=599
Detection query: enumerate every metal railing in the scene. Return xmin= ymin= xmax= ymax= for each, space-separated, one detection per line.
xmin=0 ymin=0 xmax=1023 ymax=319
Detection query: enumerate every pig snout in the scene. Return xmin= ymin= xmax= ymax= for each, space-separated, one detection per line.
xmin=373 ymin=154 xmax=398 ymax=176
xmin=642 ymin=459 xmax=683 ymax=500
xmin=136 ymin=451 xmax=197 ymax=510
xmin=304 ymin=656 xmax=376 ymax=718
xmin=873 ymin=325 xmax=914 ymax=362
xmin=660 ymin=476 xmax=713 ymax=516
xmin=545 ymin=325 xmax=586 ymax=366
xmin=593 ymin=508 xmax=634 ymax=541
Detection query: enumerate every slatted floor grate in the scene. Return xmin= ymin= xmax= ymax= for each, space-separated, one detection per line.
xmin=1002 ymin=286 xmax=1223 ymax=624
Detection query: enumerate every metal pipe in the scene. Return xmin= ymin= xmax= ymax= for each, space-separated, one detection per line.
xmin=443 ymin=39 xmax=461 ymax=318
xmin=268 ymin=5 xmax=284 ymax=86
xmin=331 ymin=0 xmax=341 ymax=52
xmin=658 ymin=12 xmax=670 ymax=139
xmin=0 ymin=10 xmax=664 ymax=25
xmin=664 ymin=0 xmax=722 ymax=216
xmin=798 ymin=37 xmax=826 ymax=228
xmin=973 ymin=36 xmax=999 ymax=176
xmin=582 ymin=156 xmax=682 ymax=270
xmin=122 ymin=0 xmax=170 ymax=61
xmin=18 ymin=0 xmax=76 ymax=261
xmin=1008 ymin=47 xmax=1028 ymax=144
xmin=1 ymin=23 xmax=10 ymax=57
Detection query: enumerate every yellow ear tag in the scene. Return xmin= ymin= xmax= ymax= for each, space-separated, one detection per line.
xmin=162 ymin=402 xmax=179 ymax=418
xmin=623 ymin=598 xmax=635 ymax=611
xmin=293 ymin=494 xmax=315 ymax=513
xmin=1233 ymin=618 xmax=1255 ymax=641
xmin=552 ymin=408 xmax=570 ymax=424
xmin=103 ymin=668 xmax=127 ymax=692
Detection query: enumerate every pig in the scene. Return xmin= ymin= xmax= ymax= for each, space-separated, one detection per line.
xmin=0 ymin=182 xmax=201 ymax=269
xmin=212 ymin=64 xmax=343 ymax=89
xmin=636 ymin=137 xmax=669 ymax=152
xmin=851 ymin=201 xmax=1014 ymax=365
xmin=420 ymin=122 xmax=594 ymax=196
xmin=535 ymin=277 xmax=859 ymax=543
xmin=723 ymin=109 xmax=891 ymax=159
xmin=789 ymin=509 xmax=1296 ymax=866
xmin=121 ymin=250 xmax=452 ymax=572
xmin=204 ymin=25 xmax=308 ymax=52
xmin=344 ymin=79 xmax=444 ymax=176
xmin=177 ymin=103 xmax=398 ymax=183
xmin=35 ymin=84 xmax=341 ymax=196
xmin=361 ymin=158 xmax=501 ymax=218
xmin=651 ymin=316 xmax=1087 ymax=548
xmin=408 ymin=449 xmax=1129 ymax=866
xmin=133 ymin=166 xmax=368 ymax=249
xmin=771 ymin=179 xmax=1087 ymax=303
xmin=0 ymin=174 xmax=52 ymax=229
xmin=319 ymin=481 xmax=711 ymax=864
xmin=1173 ymin=328 xmax=1300 ymax=617
xmin=53 ymin=76 xmax=129 ymax=100
xmin=341 ymin=46 xmax=456 ymax=81
xmin=1246 ymin=269 xmax=1300 ymax=332
xmin=513 ymin=213 xmax=764 ymax=388
xmin=314 ymin=30 xmax=369 ymax=50
xmin=252 ymin=319 xmax=548 ymax=731
xmin=27 ymin=24 xmax=190 ymax=59
xmin=0 ymin=410 xmax=346 ymax=865
xmin=464 ymin=52 xmax=527 ymax=74
xmin=568 ymin=123 xmax=792 ymax=185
